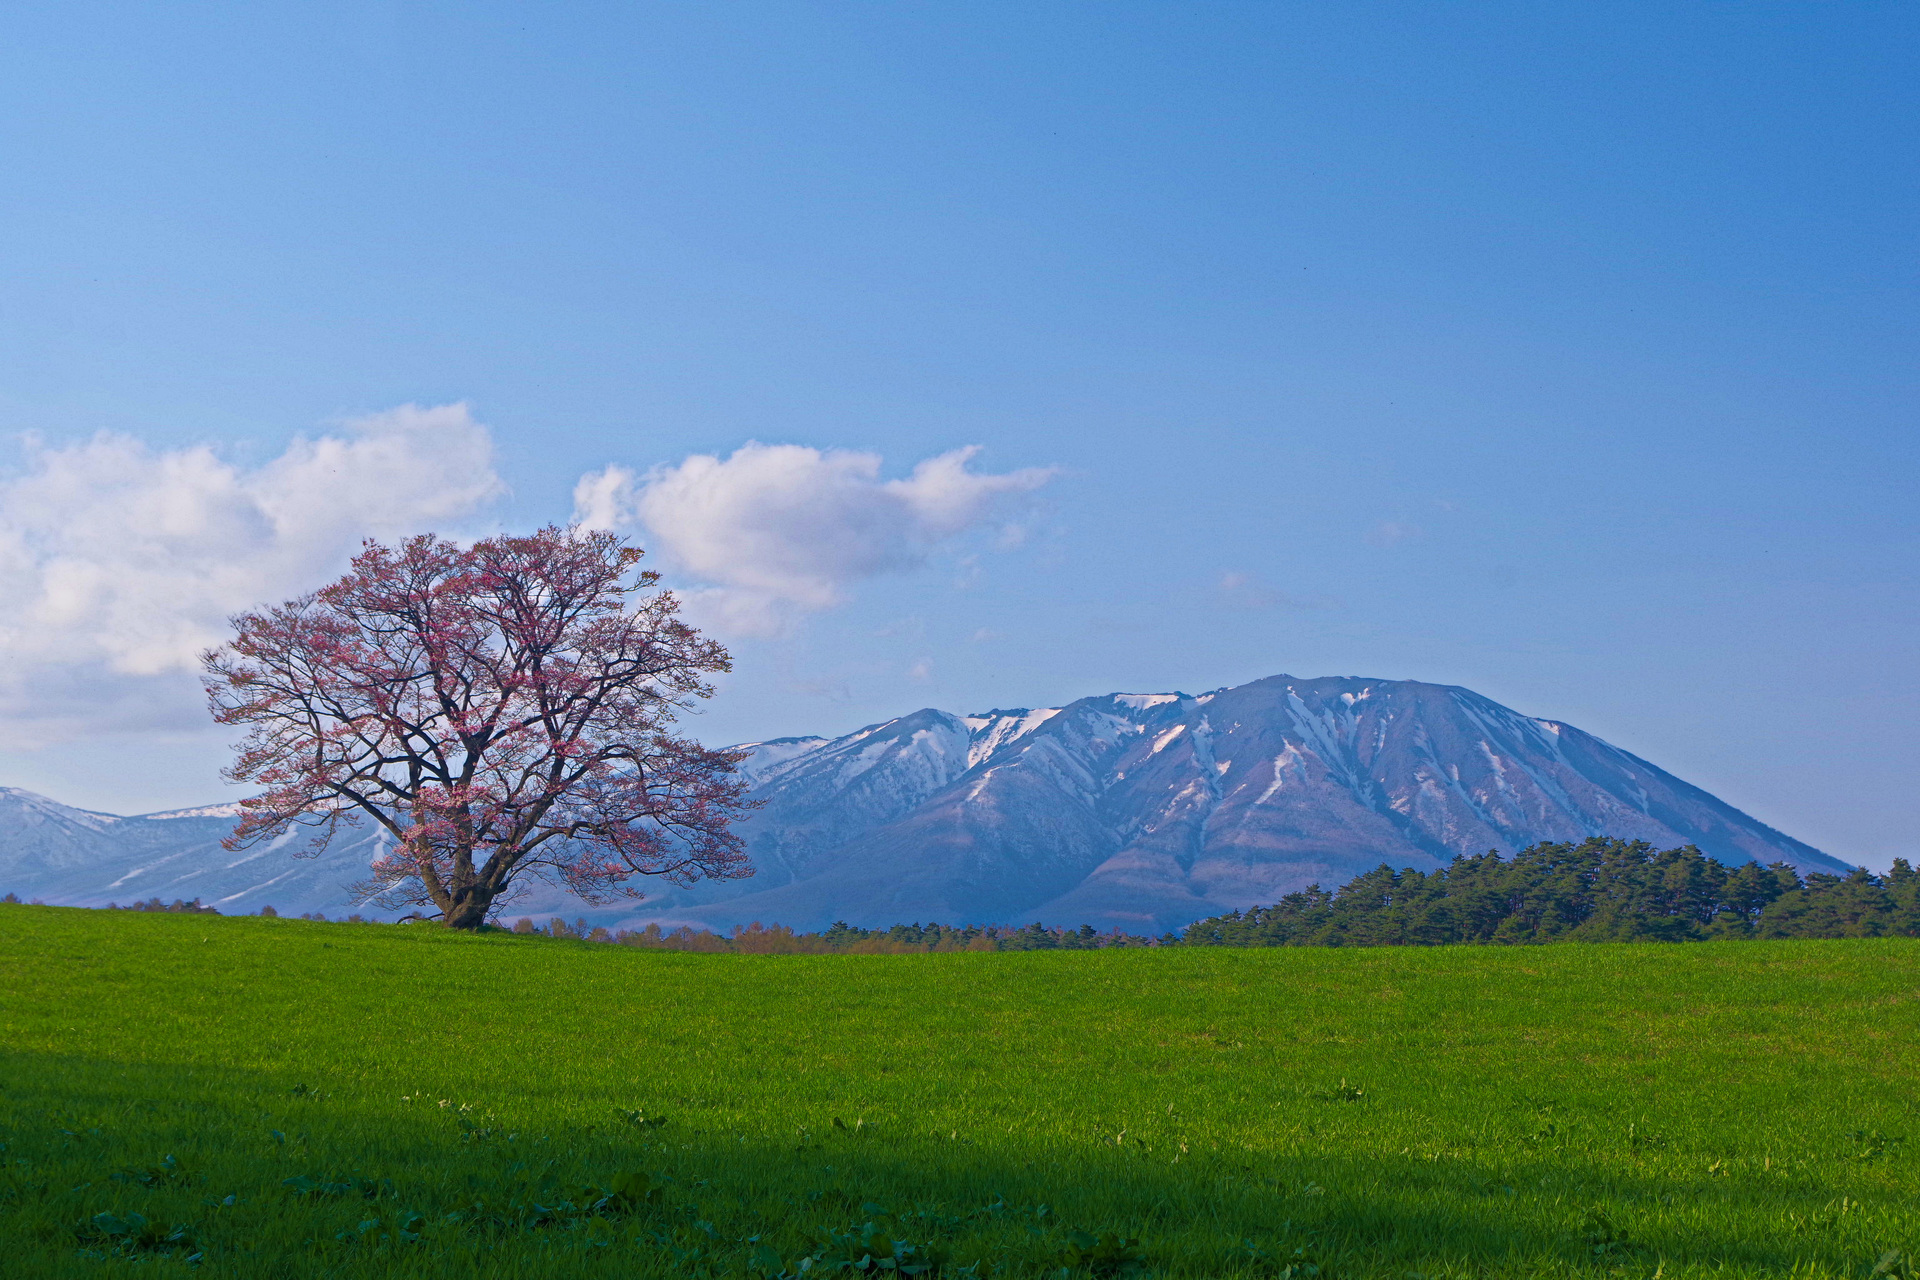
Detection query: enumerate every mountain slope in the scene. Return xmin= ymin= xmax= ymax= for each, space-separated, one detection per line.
xmin=0 ymin=675 xmax=1846 ymax=929
xmin=0 ymin=788 xmax=387 ymax=915
xmin=627 ymin=674 xmax=1846 ymax=932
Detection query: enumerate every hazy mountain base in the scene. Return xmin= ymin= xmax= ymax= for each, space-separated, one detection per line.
xmin=70 ymin=837 xmax=1906 ymax=955
xmin=467 ymin=838 xmax=1920 ymax=952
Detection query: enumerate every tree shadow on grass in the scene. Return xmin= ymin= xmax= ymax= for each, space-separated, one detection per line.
xmin=0 ymin=1051 xmax=1909 ymax=1278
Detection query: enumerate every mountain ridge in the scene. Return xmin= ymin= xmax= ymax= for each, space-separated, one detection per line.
xmin=628 ymin=672 xmax=1842 ymax=932
xmin=0 ymin=674 xmax=1847 ymax=929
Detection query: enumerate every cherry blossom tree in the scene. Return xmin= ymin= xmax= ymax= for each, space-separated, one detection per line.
xmin=203 ymin=527 xmax=751 ymax=929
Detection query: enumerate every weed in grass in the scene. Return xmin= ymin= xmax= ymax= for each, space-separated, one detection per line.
xmin=1872 ymin=1250 xmax=1915 ymax=1279
xmin=1847 ymin=1130 xmax=1905 ymax=1163
xmin=110 ymin=1153 xmax=197 ymax=1189
xmin=74 ymin=1209 xmax=202 ymax=1264
xmin=1240 ymin=1235 xmax=1329 ymax=1278
xmin=1576 ymin=1206 xmax=1634 ymax=1258
xmin=1054 ymin=1229 xmax=1149 ymax=1276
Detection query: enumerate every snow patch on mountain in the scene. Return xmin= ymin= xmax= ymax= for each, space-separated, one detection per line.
xmin=142 ymin=803 xmax=244 ymax=820
xmin=1114 ymin=693 xmax=1180 ymax=710
xmin=732 ymin=737 xmax=830 ymax=783
xmin=1 ymin=787 xmax=121 ymax=831
xmin=962 ymin=708 xmax=1063 ymax=766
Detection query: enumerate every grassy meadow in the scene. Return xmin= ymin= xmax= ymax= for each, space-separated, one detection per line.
xmin=1 ymin=906 xmax=1917 ymax=1277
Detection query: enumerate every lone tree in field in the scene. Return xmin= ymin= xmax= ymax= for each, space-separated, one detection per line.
xmin=203 ymin=527 xmax=752 ymax=929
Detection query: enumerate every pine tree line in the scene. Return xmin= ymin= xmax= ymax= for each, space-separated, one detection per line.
xmin=1179 ymin=837 xmax=1920 ymax=946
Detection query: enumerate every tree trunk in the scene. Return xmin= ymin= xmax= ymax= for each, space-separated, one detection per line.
xmin=444 ymin=888 xmax=495 ymax=930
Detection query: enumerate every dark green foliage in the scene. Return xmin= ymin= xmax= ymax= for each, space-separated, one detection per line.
xmin=75 ymin=1210 xmax=202 ymax=1263
xmin=1873 ymin=1250 xmax=1917 ymax=1279
xmin=109 ymin=1153 xmax=196 ymax=1189
xmin=1182 ymin=839 xmax=1920 ymax=946
xmin=1055 ymin=1229 xmax=1148 ymax=1276
xmin=283 ymin=1172 xmax=394 ymax=1200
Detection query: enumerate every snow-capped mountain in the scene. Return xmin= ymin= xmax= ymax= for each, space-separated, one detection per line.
xmin=0 ymin=787 xmax=387 ymax=915
xmin=0 ymin=675 xmax=1848 ymax=930
xmin=634 ymin=675 xmax=1846 ymax=932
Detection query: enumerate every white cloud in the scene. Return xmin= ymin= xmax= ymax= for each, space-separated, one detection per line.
xmin=576 ymin=442 xmax=1055 ymax=634
xmin=1365 ymin=520 xmax=1423 ymax=547
xmin=1215 ymin=571 xmax=1340 ymax=613
xmin=0 ymin=403 xmax=503 ymax=742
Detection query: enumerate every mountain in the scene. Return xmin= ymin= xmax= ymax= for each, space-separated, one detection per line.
xmin=0 ymin=788 xmax=387 ymax=915
xmin=631 ymin=675 xmax=1847 ymax=932
xmin=0 ymin=675 xmax=1848 ymax=930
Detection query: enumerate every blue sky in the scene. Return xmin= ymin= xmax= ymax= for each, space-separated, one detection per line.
xmin=0 ymin=3 xmax=1913 ymax=866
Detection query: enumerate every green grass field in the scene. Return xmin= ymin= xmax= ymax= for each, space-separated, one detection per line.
xmin=2 ymin=906 xmax=1917 ymax=1277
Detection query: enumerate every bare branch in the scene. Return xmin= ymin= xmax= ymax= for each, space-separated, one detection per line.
xmin=203 ymin=527 xmax=751 ymax=929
